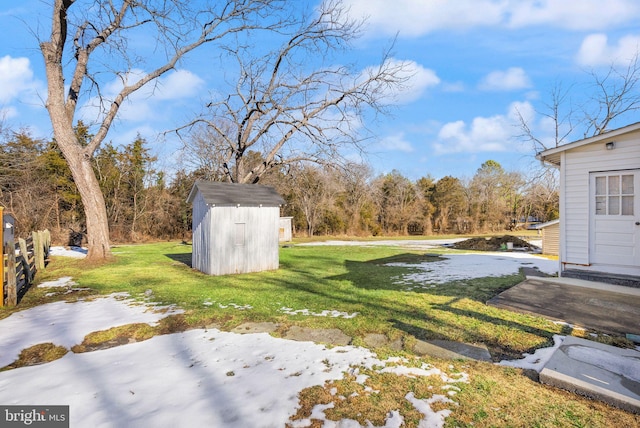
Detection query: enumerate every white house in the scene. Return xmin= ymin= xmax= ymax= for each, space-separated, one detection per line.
xmin=187 ymin=181 xmax=285 ymax=276
xmin=537 ymin=122 xmax=640 ymax=284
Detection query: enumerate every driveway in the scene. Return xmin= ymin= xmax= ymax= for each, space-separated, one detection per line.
xmin=488 ymin=276 xmax=640 ymax=336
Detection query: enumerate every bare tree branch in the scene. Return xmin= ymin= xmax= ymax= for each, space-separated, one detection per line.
xmin=178 ymin=0 xmax=411 ymax=184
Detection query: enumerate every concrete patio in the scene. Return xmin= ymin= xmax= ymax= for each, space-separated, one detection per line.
xmin=488 ymin=276 xmax=640 ymax=413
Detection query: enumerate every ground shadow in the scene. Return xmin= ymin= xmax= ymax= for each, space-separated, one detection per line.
xmin=165 ymin=253 xmax=192 ymax=268
xmin=329 ymin=253 xmax=523 ymax=302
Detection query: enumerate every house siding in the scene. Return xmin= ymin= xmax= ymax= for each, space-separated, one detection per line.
xmin=562 ymin=132 xmax=640 ymax=269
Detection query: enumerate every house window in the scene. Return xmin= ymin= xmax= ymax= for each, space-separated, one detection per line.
xmin=595 ymin=174 xmax=634 ymax=215
xmin=235 ymin=223 xmax=246 ymax=246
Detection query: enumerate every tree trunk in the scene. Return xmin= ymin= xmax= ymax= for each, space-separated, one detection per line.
xmin=42 ymin=35 xmax=112 ymax=261
xmin=62 ymin=145 xmax=112 ymax=260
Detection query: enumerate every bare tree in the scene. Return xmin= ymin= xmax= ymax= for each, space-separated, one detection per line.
xmin=40 ymin=0 xmax=285 ymax=260
xmin=516 ymin=81 xmax=576 ymax=152
xmin=517 ymin=53 xmax=640 ymax=154
xmin=583 ymin=54 xmax=640 ymax=136
xmin=178 ymin=0 xmax=411 ymax=184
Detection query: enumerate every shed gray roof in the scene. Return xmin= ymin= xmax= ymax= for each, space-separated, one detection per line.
xmin=187 ymin=181 xmax=285 ymax=207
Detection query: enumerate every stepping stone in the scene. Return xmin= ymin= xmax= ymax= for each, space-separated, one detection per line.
xmin=363 ymin=333 xmax=403 ymax=351
xmin=540 ymin=336 xmax=640 ymax=413
xmin=283 ymin=326 xmax=351 ymax=346
xmin=413 ymin=340 xmax=492 ymax=361
xmin=231 ymin=322 xmax=279 ymax=334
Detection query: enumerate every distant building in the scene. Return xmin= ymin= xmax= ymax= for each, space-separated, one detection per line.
xmin=533 ymin=219 xmax=560 ymax=256
xmin=187 ymin=181 xmax=285 ymax=275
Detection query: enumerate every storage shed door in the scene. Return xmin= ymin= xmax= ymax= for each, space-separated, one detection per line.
xmin=590 ymin=170 xmax=640 ymax=267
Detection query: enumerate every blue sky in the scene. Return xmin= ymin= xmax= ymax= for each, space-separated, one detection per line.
xmin=1 ymin=0 xmax=640 ymax=181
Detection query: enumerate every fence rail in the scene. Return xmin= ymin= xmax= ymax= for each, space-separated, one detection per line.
xmin=2 ymin=230 xmax=50 ymax=307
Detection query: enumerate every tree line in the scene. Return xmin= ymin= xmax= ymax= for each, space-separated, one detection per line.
xmin=0 ymin=122 xmax=558 ymax=243
xmin=22 ymin=0 xmax=638 ymax=259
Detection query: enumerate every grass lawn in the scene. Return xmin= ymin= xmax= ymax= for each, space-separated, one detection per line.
xmin=5 ymin=241 xmax=639 ymax=427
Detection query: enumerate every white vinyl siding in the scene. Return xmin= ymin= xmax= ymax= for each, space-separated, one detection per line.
xmin=191 ymin=196 xmax=281 ymax=275
xmin=562 ymin=131 xmax=640 ymax=267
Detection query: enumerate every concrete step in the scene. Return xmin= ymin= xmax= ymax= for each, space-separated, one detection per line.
xmin=540 ymin=336 xmax=640 ymax=413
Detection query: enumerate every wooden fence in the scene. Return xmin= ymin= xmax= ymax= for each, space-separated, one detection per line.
xmin=1 ymin=219 xmax=50 ymax=307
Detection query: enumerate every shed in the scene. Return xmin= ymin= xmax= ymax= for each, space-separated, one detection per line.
xmin=537 ymin=122 xmax=640 ymax=283
xmin=279 ymin=217 xmax=293 ymax=242
xmin=187 ymin=181 xmax=285 ymax=275
xmin=533 ymin=219 xmax=559 ymax=256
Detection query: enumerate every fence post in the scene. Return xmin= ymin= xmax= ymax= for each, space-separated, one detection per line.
xmin=5 ymin=242 xmax=16 ymax=307
xmin=0 ymin=206 xmax=3 ymax=308
xmin=33 ymin=231 xmax=45 ymax=271
xmin=18 ymin=238 xmax=32 ymax=284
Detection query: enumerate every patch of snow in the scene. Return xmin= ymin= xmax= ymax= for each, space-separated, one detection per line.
xmin=499 ymin=335 xmax=565 ymax=372
xmin=388 ymin=252 xmax=557 ymax=287
xmin=0 ymin=293 xmax=183 ymax=367
xmin=202 ymin=300 xmax=252 ymax=310
xmin=280 ymin=307 xmax=359 ymax=319
xmin=49 ymin=246 xmax=87 ymax=258
xmin=37 ymin=277 xmax=77 ymax=288
xmin=297 ymin=239 xmax=465 ymax=250
xmin=218 ymin=303 xmax=253 ymax=310
xmin=405 ymin=392 xmax=455 ymax=428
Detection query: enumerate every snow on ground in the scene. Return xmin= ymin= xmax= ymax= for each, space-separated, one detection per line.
xmin=297 ymin=238 xmax=466 ymax=250
xmin=0 ymin=295 xmax=468 ymax=428
xmin=279 ymin=307 xmax=359 ymax=318
xmin=387 ymin=252 xmax=558 ymax=289
xmin=0 ymin=294 xmax=182 ymax=368
xmin=7 ymin=242 xmax=559 ymax=426
xmin=49 ymin=246 xmax=87 ymax=258
xmin=499 ymin=335 xmax=565 ymax=372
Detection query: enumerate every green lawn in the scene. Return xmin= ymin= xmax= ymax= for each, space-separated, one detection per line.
xmin=6 ymin=241 xmax=638 ymax=427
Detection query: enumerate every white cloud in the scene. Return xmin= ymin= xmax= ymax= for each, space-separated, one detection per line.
xmin=0 ymin=55 xmax=40 ymax=104
xmin=155 ymin=69 xmax=205 ymax=100
xmin=432 ymin=101 xmax=530 ymax=154
xmin=508 ymin=0 xmax=640 ymax=31
xmin=345 ymin=0 xmax=504 ymax=36
xmin=80 ymin=68 xmax=205 ymax=124
xmin=361 ymin=59 xmax=440 ymax=104
xmin=576 ymin=33 xmax=640 ymax=66
xmin=479 ymin=67 xmax=532 ymax=91
xmin=344 ymin=0 xmax=640 ymax=37
xmin=395 ymin=60 xmax=440 ymax=103
xmin=378 ymin=132 xmax=414 ymax=153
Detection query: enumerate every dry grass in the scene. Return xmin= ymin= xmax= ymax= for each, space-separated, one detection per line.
xmin=1 ymin=343 xmax=68 ymax=371
xmin=289 ymin=358 xmax=640 ymax=428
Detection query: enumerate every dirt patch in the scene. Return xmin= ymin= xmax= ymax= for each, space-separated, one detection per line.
xmin=452 ymin=235 xmax=538 ymax=252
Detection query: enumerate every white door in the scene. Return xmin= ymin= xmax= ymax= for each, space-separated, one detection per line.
xmin=590 ymin=170 xmax=640 ymax=267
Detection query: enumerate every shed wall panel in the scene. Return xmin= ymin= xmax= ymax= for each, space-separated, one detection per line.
xmin=208 ymin=206 xmax=280 ymax=275
xmin=191 ymin=192 xmax=214 ymax=274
